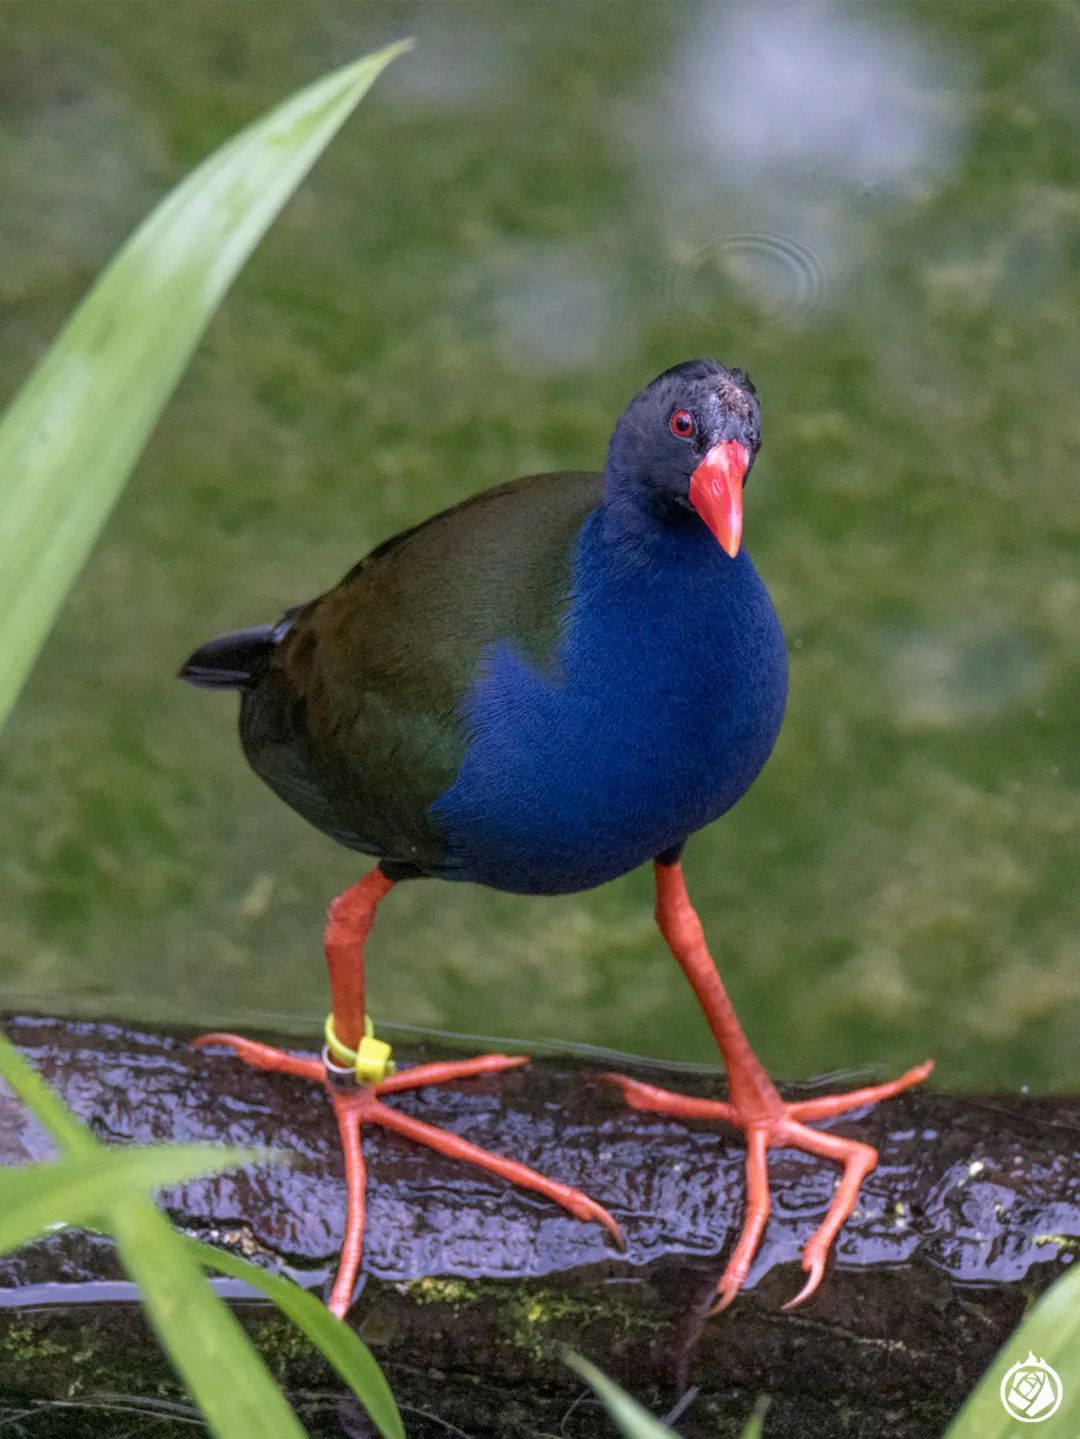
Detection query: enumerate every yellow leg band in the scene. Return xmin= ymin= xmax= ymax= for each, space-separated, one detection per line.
xmin=323 ymin=1012 xmax=396 ymax=1084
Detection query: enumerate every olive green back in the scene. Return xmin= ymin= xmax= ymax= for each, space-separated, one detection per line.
xmin=239 ymin=470 xmax=602 ymax=869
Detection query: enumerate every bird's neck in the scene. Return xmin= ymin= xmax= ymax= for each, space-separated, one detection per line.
xmin=599 ymin=465 xmax=700 ymax=561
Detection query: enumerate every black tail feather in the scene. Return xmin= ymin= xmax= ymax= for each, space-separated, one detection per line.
xmin=179 ymin=624 xmax=279 ymax=690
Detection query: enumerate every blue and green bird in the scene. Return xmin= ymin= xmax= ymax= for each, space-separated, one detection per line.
xmin=182 ymin=359 xmax=930 ymax=1319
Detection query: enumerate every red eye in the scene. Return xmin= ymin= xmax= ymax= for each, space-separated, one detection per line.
xmin=670 ymin=409 xmax=695 ymax=439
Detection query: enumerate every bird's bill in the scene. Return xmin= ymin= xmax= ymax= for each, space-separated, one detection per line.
xmin=689 ymin=441 xmax=749 ymax=558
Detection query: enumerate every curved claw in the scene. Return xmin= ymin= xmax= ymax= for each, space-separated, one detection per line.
xmin=583 ymin=1200 xmax=626 ymax=1252
xmin=709 ymin=1274 xmax=743 ymax=1316
xmin=559 ymin=1187 xmax=625 ymax=1249
xmin=556 ymin=1177 xmax=625 ymax=1249
xmin=782 ymin=1255 xmax=827 ymax=1311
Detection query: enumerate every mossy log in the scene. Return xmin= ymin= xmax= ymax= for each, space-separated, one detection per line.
xmin=0 ymin=1013 xmax=1076 ymax=1438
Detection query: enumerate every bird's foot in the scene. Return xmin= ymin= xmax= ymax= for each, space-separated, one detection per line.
xmin=194 ymin=1030 xmax=623 ymax=1318
xmin=601 ymin=1059 xmax=933 ymax=1314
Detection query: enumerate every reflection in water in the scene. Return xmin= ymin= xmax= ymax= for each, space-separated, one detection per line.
xmin=673 ymin=0 xmax=970 ymax=194
xmin=663 ymin=231 xmax=827 ymax=327
xmin=634 ymin=0 xmax=972 ymax=319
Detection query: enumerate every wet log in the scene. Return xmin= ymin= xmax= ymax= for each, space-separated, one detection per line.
xmin=0 ymin=1013 xmax=1076 ymax=1439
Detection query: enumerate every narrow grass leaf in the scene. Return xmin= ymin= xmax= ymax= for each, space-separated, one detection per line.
xmin=0 ymin=1031 xmax=98 ymax=1155
xmin=182 ymin=1237 xmax=405 ymax=1439
xmin=565 ymin=1352 xmax=678 ymax=1437
xmin=945 ymin=1261 xmax=1080 ymax=1438
xmin=0 ymin=38 xmax=411 ymax=727
xmin=738 ymin=1396 xmax=771 ymax=1438
xmin=0 ymin=1144 xmax=266 ymax=1257
xmin=112 ymin=1197 xmax=309 ymax=1439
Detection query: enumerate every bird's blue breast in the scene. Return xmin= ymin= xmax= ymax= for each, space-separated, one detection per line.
xmin=431 ymin=510 xmax=787 ymax=894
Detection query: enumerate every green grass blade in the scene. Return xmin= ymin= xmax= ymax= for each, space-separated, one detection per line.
xmin=738 ymin=1396 xmax=770 ymax=1438
xmin=182 ymin=1237 xmax=405 ymax=1439
xmin=0 ymin=1143 xmax=267 ymax=1256
xmin=112 ymin=1197 xmax=310 ymax=1439
xmin=565 ymin=1352 xmax=678 ymax=1437
xmin=0 ymin=38 xmax=411 ymax=727
xmin=565 ymin=1353 xmax=767 ymax=1439
xmin=0 ymin=1031 xmax=101 ymax=1154
xmin=1 ymin=1032 xmax=314 ymax=1436
xmin=945 ymin=1262 xmax=1080 ymax=1437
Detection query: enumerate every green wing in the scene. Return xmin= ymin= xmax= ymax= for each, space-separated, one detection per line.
xmin=239 ymin=470 xmax=602 ymax=871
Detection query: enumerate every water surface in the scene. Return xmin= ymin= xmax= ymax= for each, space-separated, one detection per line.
xmin=1 ymin=0 xmax=1078 ymax=1091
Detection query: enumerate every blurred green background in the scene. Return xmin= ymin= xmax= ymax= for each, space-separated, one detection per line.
xmin=1 ymin=0 xmax=1077 ymax=1091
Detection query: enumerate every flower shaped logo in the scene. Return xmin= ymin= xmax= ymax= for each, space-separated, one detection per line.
xmin=1000 ymin=1352 xmax=1064 ymax=1423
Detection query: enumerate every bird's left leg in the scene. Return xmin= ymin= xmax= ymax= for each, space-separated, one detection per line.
xmin=602 ymin=857 xmax=932 ymax=1313
xmin=197 ymin=866 xmax=622 ymax=1318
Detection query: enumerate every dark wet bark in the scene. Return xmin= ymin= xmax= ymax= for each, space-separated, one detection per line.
xmin=0 ymin=1013 xmax=1076 ymax=1438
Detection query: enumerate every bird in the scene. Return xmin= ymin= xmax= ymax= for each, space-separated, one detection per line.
xmin=181 ymin=358 xmax=931 ymax=1318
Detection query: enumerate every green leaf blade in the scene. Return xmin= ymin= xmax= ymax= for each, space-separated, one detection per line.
xmin=113 ymin=1198 xmax=309 ymax=1439
xmin=0 ymin=38 xmax=411 ymax=727
xmin=0 ymin=1037 xmax=313 ymax=1438
xmin=565 ymin=1352 xmax=768 ymax=1439
xmin=945 ymin=1263 xmax=1080 ymax=1439
xmin=565 ymin=1352 xmax=678 ymax=1438
xmin=183 ymin=1236 xmax=405 ymax=1439
xmin=0 ymin=1143 xmax=270 ymax=1258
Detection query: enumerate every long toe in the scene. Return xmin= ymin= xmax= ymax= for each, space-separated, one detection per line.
xmin=194 ymin=1027 xmax=370 ymax=1317
xmin=193 ymin=1031 xmax=325 ymax=1082
xmin=599 ymin=1071 xmax=736 ymax=1123
xmin=370 ymin=1095 xmax=623 ymax=1247
xmin=777 ymin=1119 xmax=879 ymax=1310
xmin=784 ymin=1060 xmax=934 ymax=1123
xmin=709 ymin=1126 xmax=771 ymax=1313
xmin=327 ymin=1090 xmax=371 ymax=1318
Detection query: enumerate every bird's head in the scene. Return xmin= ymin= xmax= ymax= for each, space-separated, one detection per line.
xmin=605 ymin=359 xmax=762 ymax=557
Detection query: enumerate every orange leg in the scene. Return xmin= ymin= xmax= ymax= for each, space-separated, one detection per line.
xmin=602 ymin=858 xmax=932 ymax=1314
xmin=195 ymin=870 xmax=623 ymax=1319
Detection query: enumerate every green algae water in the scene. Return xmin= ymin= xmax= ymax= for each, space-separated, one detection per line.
xmin=1 ymin=0 xmax=1077 ymax=1093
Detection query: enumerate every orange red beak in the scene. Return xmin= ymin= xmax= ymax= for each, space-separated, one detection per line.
xmin=689 ymin=441 xmax=750 ymax=558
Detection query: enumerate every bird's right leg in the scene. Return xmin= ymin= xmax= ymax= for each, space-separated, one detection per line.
xmin=602 ymin=858 xmax=932 ymax=1312
xmin=196 ymin=866 xmax=622 ymax=1318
